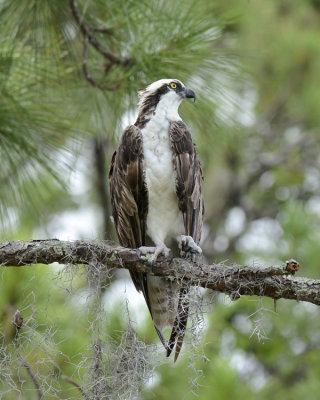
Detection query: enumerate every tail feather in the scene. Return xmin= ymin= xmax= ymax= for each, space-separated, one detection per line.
xmin=155 ymin=326 xmax=168 ymax=351
xmin=174 ymin=331 xmax=186 ymax=362
xmin=167 ymin=286 xmax=189 ymax=361
xmin=166 ymin=325 xmax=177 ymax=358
xmin=141 ymin=272 xmax=190 ymax=361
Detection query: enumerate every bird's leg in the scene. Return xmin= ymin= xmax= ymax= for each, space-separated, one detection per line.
xmin=178 ymin=235 xmax=202 ymax=258
xmin=137 ymin=244 xmax=173 ymax=271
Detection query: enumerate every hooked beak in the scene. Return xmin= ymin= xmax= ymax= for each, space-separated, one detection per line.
xmin=184 ymin=88 xmax=196 ymax=102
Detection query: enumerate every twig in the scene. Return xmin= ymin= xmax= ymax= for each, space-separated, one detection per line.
xmin=18 ymin=354 xmax=43 ymax=400
xmin=69 ymin=0 xmax=131 ymax=65
xmin=61 ymin=375 xmax=89 ymax=400
xmin=82 ymin=35 xmax=122 ymax=91
xmin=80 ymin=15 xmax=125 ymax=91
xmin=89 ymin=25 xmax=113 ymax=34
xmin=82 ymin=34 xmax=101 ymax=88
xmin=1 ymin=239 xmax=320 ymax=306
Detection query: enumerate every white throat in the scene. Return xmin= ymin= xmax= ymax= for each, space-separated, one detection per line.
xmin=155 ymin=92 xmax=183 ymax=121
xmin=139 ymin=91 xmax=183 ymax=124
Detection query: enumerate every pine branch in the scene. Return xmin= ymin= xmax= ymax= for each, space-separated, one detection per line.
xmin=0 ymin=239 xmax=318 ymax=305
xmin=69 ymin=0 xmax=131 ymax=65
xmin=82 ymin=34 xmax=100 ymax=88
xmin=72 ymin=0 xmax=127 ymax=91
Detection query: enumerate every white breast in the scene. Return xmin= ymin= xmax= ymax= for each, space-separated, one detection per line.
xmin=141 ymin=97 xmax=184 ymax=246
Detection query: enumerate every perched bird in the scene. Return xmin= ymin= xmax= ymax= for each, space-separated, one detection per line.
xmin=109 ymin=79 xmax=204 ymax=361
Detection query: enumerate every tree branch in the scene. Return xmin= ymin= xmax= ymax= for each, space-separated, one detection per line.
xmin=61 ymin=376 xmax=89 ymax=400
xmin=69 ymin=0 xmax=131 ymax=66
xmin=1 ymin=239 xmax=319 ymax=306
xmin=18 ymin=354 xmax=43 ymax=400
xmin=82 ymin=34 xmax=101 ymax=88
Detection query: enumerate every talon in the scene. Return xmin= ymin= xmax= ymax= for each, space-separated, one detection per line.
xmin=179 ymin=235 xmax=202 ymax=258
xmin=137 ymin=245 xmax=172 ymax=268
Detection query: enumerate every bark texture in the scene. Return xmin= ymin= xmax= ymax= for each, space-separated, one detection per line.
xmin=1 ymin=239 xmax=319 ymax=306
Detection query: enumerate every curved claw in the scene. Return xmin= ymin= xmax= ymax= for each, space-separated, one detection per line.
xmin=150 ymin=259 xmax=155 ymax=272
xmin=179 ymin=235 xmax=202 ymax=258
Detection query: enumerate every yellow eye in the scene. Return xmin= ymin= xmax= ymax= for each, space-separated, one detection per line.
xmin=170 ymin=82 xmax=177 ymax=89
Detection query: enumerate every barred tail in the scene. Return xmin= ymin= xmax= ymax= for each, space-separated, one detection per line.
xmin=166 ymin=286 xmax=189 ymax=362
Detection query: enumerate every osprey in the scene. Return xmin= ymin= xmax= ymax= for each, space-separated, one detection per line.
xmin=109 ymin=79 xmax=204 ymax=361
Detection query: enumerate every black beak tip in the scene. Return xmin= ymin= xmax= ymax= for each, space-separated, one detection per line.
xmin=185 ymin=88 xmax=196 ymax=102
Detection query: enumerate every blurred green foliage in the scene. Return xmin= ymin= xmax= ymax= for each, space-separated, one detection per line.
xmin=1 ymin=0 xmax=320 ymax=399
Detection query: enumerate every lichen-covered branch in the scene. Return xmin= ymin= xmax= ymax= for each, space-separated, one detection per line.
xmin=1 ymin=239 xmax=319 ymax=306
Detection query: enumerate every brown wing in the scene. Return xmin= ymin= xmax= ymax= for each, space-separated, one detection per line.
xmin=167 ymin=120 xmax=204 ymax=361
xmin=109 ymin=125 xmax=148 ymax=292
xmin=169 ymin=120 xmax=204 ymax=242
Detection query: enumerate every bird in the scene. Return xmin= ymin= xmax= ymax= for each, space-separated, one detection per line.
xmin=109 ymin=79 xmax=204 ymax=361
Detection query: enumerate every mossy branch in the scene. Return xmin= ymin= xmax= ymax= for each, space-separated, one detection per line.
xmin=1 ymin=239 xmax=319 ymax=306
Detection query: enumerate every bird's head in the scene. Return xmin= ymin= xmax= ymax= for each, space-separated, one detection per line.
xmin=137 ymin=79 xmax=196 ymax=117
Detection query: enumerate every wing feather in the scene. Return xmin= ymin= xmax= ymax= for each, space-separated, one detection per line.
xmin=170 ymin=120 xmax=204 ymax=241
xmin=167 ymin=120 xmax=204 ymax=361
xmin=109 ymin=125 xmax=147 ymax=292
